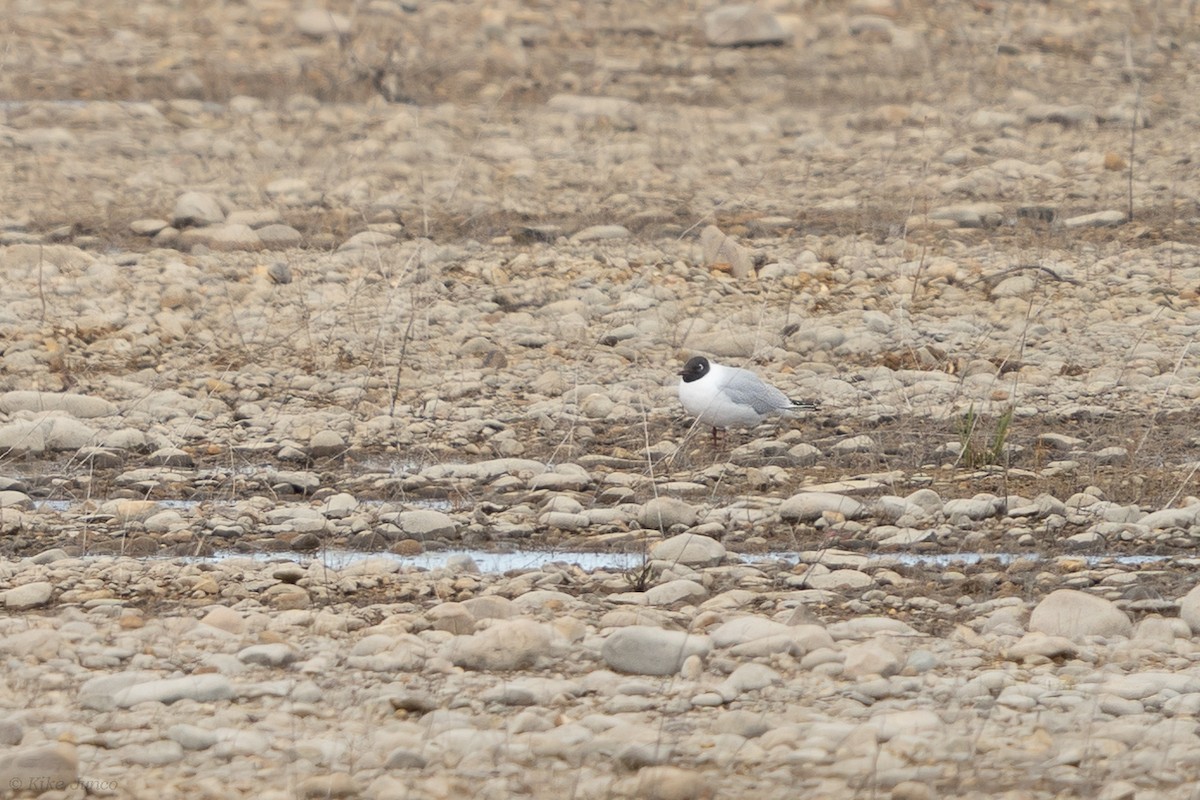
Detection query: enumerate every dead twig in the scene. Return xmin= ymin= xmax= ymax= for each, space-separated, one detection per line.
xmin=975 ymin=264 xmax=1083 ymax=292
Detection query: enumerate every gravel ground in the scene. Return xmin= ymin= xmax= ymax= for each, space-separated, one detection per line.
xmin=5 ymin=1 xmax=1200 ymax=798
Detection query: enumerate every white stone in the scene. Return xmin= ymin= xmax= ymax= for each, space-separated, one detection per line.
xmin=699 ymin=225 xmax=754 ymax=279
xmin=704 ymin=4 xmax=790 ymax=46
xmin=0 ymin=743 xmax=77 ymax=792
xmin=601 ymin=626 xmax=712 ymax=675
xmin=1180 ymin=583 xmax=1200 ymax=634
xmin=638 ymin=498 xmax=699 ymax=530
xmin=397 ymin=509 xmax=459 ymax=539
xmin=441 ymin=619 xmax=557 ymax=671
xmin=5 ymin=582 xmax=52 ymax=609
xmin=842 ymin=641 xmax=903 ymax=678
xmin=1006 ymin=632 xmax=1078 ymax=661
xmin=719 ymin=662 xmax=781 ymax=696
xmin=709 ymin=617 xmax=791 ymax=647
xmin=779 ymin=492 xmax=866 ymax=522
xmin=112 ymin=674 xmax=234 ymax=707
xmin=295 ymin=8 xmax=352 ymax=38
xmin=237 ymin=643 xmax=300 ymax=667
xmin=0 ymin=390 xmax=116 ymax=417
xmin=173 ymin=191 xmax=225 ymax=226
xmin=1062 ymin=209 xmax=1126 ymax=228
xmin=803 ymin=569 xmax=873 ymax=590
xmin=1029 ymin=589 xmax=1132 ymax=640
xmin=650 ymin=532 xmax=725 ymax=566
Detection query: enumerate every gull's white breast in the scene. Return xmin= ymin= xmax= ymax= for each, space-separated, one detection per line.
xmin=678 ymin=364 xmax=771 ymax=429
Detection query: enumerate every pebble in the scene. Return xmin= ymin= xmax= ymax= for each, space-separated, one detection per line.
xmin=1006 ymin=631 xmax=1078 ymax=661
xmin=294 ymin=9 xmax=353 ymax=39
xmin=571 ymin=225 xmax=632 ymax=241
xmin=802 ymin=568 xmax=873 ymax=590
xmin=699 ymin=225 xmax=754 ymax=279
xmin=842 ymin=640 xmax=903 ymax=678
xmin=147 ymin=446 xmax=193 ymax=467
xmin=942 ymin=494 xmax=1004 ymax=520
xmin=169 ymin=723 xmax=219 ymax=750
xmin=1063 ymin=209 xmax=1127 ymax=228
xmin=704 ymin=4 xmax=790 ymax=47
xmin=296 ymin=774 xmax=358 ymax=798
xmin=0 ymin=719 xmax=22 ymax=746
xmin=200 ymin=606 xmax=246 ymax=634
xmin=827 ymin=617 xmax=920 ymax=639
xmin=927 ymin=202 xmax=1003 ymax=228
xmin=237 ymin=643 xmax=300 ymax=667
xmin=258 ymin=224 xmax=303 ymax=249
xmin=529 ymin=464 xmax=592 ymax=491
xmin=717 ymin=662 xmax=781 ymax=697
xmin=308 ymin=429 xmax=346 ymax=458
xmin=121 ymin=739 xmax=184 ymax=766
xmin=621 ymin=766 xmax=715 ymax=800
xmin=444 ymin=554 xmax=481 ymax=574
xmin=172 ymin=191 xmax=225 ymax=227
xmin=461 ymin=595 xmax=515 ymax=620
xmin=204 ymin=223 xmax=263 ymax=252
xmin=644 ymin=578 xmax=708 ymax=605
xmin=130 ymin=218 xmax=169 ymax=236
xmin=829 ymin=434 xmax=877 ymax=455
xmin=112 ymin=674 xmax=235 ymax=708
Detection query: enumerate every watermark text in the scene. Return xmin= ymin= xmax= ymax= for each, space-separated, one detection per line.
xmin=10 ymin=777 xmax=119 ymax=792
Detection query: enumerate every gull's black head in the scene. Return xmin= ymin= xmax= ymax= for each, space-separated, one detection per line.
xmin=680 ymin=356 xmax=710 ymax=383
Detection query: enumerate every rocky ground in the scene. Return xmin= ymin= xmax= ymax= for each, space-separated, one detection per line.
xmin=5 ymin=0 xmax=1200 ymax=798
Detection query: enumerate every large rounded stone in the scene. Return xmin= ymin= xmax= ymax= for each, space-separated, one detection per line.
xmin=441 ymin=619 xmax=556 ymax=671
xmin=1179 ymin=583 xmax=1200 ymax=634
xmin=637 ymin=498 xmax=698 ymax=531
xmin=601 ymin=626 xmax=711 ymax=675
xmin=1029 ymin=589 xmax=1132 ymax=640
xmin=0 ymin=743 xmax=77 ymax=794
xmin=704 ymin=4 xmax=790 ymax=47
xmin=172 ymin=191 xmax=225 ymax=227
xmin=779 ymin=492 xmax=866 ymax=522
xmin=650 ymin=532 xmax=725 ymax=566
xmin=0 ymin=391 xmax=116 ymax=418
xmin=5 ymin=582 xmax=53 ymax=610
xmin=396 ymin=509 xmax=459 ymax=539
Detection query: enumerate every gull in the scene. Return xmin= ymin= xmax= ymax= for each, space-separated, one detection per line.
xmin=678 ymin=355 xmax=817 ymax=439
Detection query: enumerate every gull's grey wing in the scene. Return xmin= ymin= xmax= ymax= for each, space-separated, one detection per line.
xmin=720 ymin=368 xmax=794 ymax=414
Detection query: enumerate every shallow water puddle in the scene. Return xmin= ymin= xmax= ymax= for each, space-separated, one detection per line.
xmin=197 ymin=548 xmax=646 ymax=573
xmin=24 ymin=500 xmax=1171 ymax=573
xmin=887 ymin=552 xmax=1171 ymax=568
xmin=190 ymin=548 xmax=1172 ymax=573
xmin=31 ymin=500 xmax=73 ymax=512
xmin=32 ymin=496 xmax=454 ymax=512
